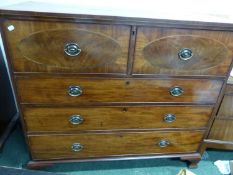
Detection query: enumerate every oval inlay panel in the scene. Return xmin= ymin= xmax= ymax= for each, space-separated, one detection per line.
xmin=18 ymin=29 xmax=122 ymax=69
xmin=143 ymin=35 xmax=228 ymax=71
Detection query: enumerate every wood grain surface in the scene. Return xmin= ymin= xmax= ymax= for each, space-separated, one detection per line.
xmin=28 ymin=131 xmax=204 ymax=160
xmin=133 ymin=27 xmax=233 ymax=76
xmin=22 ymin=106 xmax=213 ymax=132
xmin=217 ymin=95 xmax=233 ymax=119
xmin=208 ymin=119 xmax=233 ymax=142
xmin=3 ymin=19 xmax=130 ymax=74
xmin=15 ymin=76 xmax=223 ymax=104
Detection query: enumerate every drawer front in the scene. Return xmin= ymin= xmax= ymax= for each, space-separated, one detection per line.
xmin=16 ymin=77 xmax=222 ymax=104
xmin=23 ymin=106 xmax=212 ymax=132
xmin=3 ymin=20 xmax=130 ymax=74
xmin=29 ymin=131 xmax=204 ymax=160
xmin=133 ymin=27 xmax=233 ymax=76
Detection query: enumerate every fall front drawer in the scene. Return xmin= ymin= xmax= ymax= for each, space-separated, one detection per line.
xmin=3 ymin=19 xmax=130 ymax=74
xmin=23 ymin=106 xmax=212 ymax=132
xmin=29 ymin=131 xmax=204 ymax=160
xmin=15 ymin=77 xmax=222 ymax=104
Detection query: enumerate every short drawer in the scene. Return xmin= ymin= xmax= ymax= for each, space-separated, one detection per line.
xmin=133 ymin=27 xmax=233 ymax=76
xmin=28 ymin=131 xmax=204 ymax=160
xmin=3 ymin=19 xmax=130 ymax=74
xmin=15 ymin=76 xmax=222 ymax=104
xmin=23 ymin=106 xmax=212 ymax=132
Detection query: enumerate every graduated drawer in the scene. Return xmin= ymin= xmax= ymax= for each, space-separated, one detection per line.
xmin=15 ymin=76 xmax=222 ymax=104
xmin=23 ymin=106 xmax=212 ymax=132
xmin=133 ymin=27 xmax=233 ymax=76
xmin=3 ymin=19 xmax=130 ymax=74
xmin=28 ymin=131 xmax=204 ymax=160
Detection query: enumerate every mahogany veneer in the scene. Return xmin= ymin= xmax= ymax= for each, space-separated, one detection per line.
xmin=134 ymin=27 xmax=233 ymax=76
xmin=29 ymin=131 xmax=204 ymax=160
xmin=23 ymin=106 xmax=212 ymax=133
xmin=3 ymin=19 xmax=130 ymax=74
xmin=15 ymin=77 xmax=222 ymax=104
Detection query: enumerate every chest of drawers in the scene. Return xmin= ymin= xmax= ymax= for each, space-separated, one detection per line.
xmin=1 ymin=10 xmax=233 ymax=169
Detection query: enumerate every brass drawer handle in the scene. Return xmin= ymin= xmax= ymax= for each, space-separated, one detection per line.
xmin=178 ymin=48 xmax=193 ymax=61
xmin=68 ymin=86 xmax=82 ymax=97
xmin=158 ymin=139 xmax=170 ymax=148
xmin=71 ymin=143 xmax=83 ymax=152
xmin=69 ymin=114 xmax=84 ymax=125
xmin=164 ymin=114 xmax=176 ymax=123
xmin=64 ymin=43 xmax=81 ymax=57
xmin=170 ymin=86 xmax=183 ymax=97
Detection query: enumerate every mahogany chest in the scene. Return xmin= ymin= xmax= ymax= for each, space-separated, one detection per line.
xmin=1 ymin=10 xmax=233 ymax=168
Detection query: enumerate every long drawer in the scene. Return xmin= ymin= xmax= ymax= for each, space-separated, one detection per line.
xmin=15 ymin=77 xmax=222 ymax=104
xmin=28 ymin=131 xmax=204 ymax=160
xmin=23 ymin=106 xmax=212 ymax=132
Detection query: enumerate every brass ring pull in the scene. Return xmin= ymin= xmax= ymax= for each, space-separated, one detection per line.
xmin=158 ymin=139 xmax=170 ymax=148
xmin=71 ymin=143 xmax=83 ymax=152
xmin=69 ymin=114 xmax=84 ymax=125
xmin=64 ymin=43 xmax=81 ymax=57
xmin=170 ymin=86 xmax=183 ymax=97
xmin=164 ymin=114 xmax=176 ymax=123
xmin=68 ymin=86 xmax=82 ymax=97
xmin=178 ymin=48 xmax=193 ymax=61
